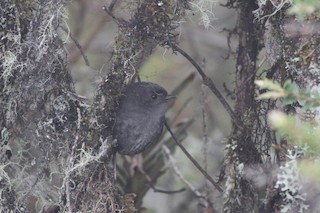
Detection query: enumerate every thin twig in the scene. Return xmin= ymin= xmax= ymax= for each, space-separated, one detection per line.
xmin=108 ymin=0 xmax=118 ymax=11
xmin=102 ymin=6 xmax=126 ymax=25
xmin=201 ymin=84 xmax=210 ymax=191
xmin=164 ymin=120 xmax=223 ymax=193
xmin=61 ymin=26 xmax=90 ymax=66
xmin=199 ymin=59 xmax=211 ymax=198
xmin=162 ymin=145 xmax=205 ymax=198
xmin=171 ymin=44 xmax=242 ymax=129
xmin=200 ymin=61 xmax=208 ymax=174
xmin=151 ymin=185 xmax=186 ymax=194
xmin=133 ymin=161 xmax=186 ymax=194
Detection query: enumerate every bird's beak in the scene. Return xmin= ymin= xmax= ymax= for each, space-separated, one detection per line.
xmin=165 ymin=95 xmax=176 ymax=101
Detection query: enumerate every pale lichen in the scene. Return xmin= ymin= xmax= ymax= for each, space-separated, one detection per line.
xmin=275 ymin=148 xmax=309 ymax=213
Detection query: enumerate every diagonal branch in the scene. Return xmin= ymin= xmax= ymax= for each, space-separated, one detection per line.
xmin=162 ymin=145 xmax=206 ymax=198
xmin=171 ymin=44 xmax=242 ymax=129
xmin=164 ymin=120 xmax=223 ymax=193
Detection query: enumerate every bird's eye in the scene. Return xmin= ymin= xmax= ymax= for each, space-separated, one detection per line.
xmin=151 ymin=94 xmax=157 ymax=99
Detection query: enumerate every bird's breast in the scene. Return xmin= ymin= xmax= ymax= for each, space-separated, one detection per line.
xmin=114 ymin=110 xmax=165 ymax=155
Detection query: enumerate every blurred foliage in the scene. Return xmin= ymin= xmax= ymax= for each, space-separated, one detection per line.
xmin=299 ymin=159 xmax=320 ymax=183
xmin=268 ymin=111 xmax=320 ymax=155
xmin=256 ymin=79 xmax=320 ymax=183
xmin=289 ymin=0 xmax=320 ymax=19
xmin=256 ymin=79 xmax=320 ymax=109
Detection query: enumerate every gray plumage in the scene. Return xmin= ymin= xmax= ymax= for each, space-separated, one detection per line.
xmin=113 ymin=82 xmax=174 ymax=155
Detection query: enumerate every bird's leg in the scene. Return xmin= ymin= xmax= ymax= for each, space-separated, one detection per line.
xmin=130 ymin=154 xmax=149 ymax=180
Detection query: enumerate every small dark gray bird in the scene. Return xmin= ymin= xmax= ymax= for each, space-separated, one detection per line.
xmin=113 ymin=82 xmax=175 ymax=155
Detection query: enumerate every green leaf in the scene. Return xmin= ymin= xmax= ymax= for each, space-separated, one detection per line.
xmin=284 ymin=80 xmax=300 ymax=94
xmin=313 ymin=90 xmax=320 ymax=99
xmin=303 ymin=101 xmax=313 ymax=110
xmin=303 ymin=86 xmax=311 ymax=97
xmin=283 ymin=79 xmax=293 ymax=90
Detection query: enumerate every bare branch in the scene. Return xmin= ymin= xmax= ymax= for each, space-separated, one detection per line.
xmin=162 ymin=145 xmax=205 ymax=198
xmin=164 ymin=120 xmax=223 ymax=193
xmin=61 ymin=26 xmax=90 ymax=66
xmin=171 ymin=44 xmax=242 ymax=129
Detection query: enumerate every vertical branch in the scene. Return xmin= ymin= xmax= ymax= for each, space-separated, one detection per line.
xmin=233 ymin=1 xmax=264 ymax=162
xmin=224 ymin=0 xmax=264 ymax=212
xmin=201 ymin=87 xmax=208 ymax=174
xmin=200 ymin=83 xmax=210 ymax=212
xmin=201 ymin=60 xmax=209 ymax=175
